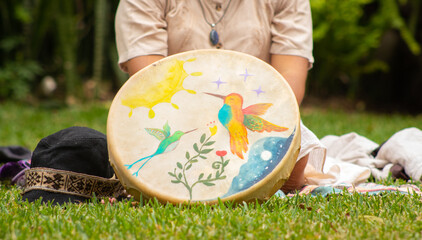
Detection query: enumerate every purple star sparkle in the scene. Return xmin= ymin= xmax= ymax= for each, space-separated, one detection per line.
xmin=212 ymin=77 xmax=227 ymax=89
xmin=253 ymin=86 xmax=265 ymax=96
xmin=240 ymin=69 xmax=253 ymax=82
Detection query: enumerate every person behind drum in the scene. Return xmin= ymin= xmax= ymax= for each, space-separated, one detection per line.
xmin=114 ymin=0 xmax=326 ymax=193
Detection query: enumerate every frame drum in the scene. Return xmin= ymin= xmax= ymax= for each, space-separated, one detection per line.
xmin=107 ymin=50 xmax=300 ymax=204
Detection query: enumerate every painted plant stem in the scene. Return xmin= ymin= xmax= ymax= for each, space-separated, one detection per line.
xmin=190 ymin=153 xmax=228 ymax=191
xmin=169 ymin=131 xmax=230 ymax=200
xmin=184 ymin=134 xmax=214 ymax=199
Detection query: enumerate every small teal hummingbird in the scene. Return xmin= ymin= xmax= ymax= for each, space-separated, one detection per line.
xmin=125 ymin=122 xmax=196 ymax=176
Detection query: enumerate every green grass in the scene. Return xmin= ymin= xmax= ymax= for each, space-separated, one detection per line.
xmin=301 ymin=106 xmax=422 ymax=144
xmin=0 ymin=101 xmax=110 ymax=150
xmin=2 ymin=184 xmax=421 ymax=239
xmin=1 ymin=101 xmax=422 ymax=239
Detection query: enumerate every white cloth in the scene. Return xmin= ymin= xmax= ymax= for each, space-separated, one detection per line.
xmin=305 ymin=132 xmax=375 ymax=186
xmin=376 ymin=127 xmax=422 ymax=181
xmin=299 ymin=121 xmax=325 ymax=162
xmin=305 ymin=128 xmax=422 ymax=186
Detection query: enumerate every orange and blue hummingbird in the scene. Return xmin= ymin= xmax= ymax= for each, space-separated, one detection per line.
xmin=125 ymin=122 xmax=196 ymax=176
xmin=205 ymin=92 xmax=288 ymax=159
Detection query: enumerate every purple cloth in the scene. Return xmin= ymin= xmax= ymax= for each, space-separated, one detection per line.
xmin=0 ymin=159 xmax=30 ymax=186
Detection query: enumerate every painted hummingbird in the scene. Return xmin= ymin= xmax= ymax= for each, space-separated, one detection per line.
xmin=205 ymin=92 xmax=288 ymax=159
xmin=126 ymin=122 xmax=196 ymax=176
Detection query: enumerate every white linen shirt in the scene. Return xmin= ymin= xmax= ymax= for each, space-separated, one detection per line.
xmin=115 ymin=0 xmax=314 ymax=72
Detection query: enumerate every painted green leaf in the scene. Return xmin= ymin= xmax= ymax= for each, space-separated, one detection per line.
xmin=207 ymin=174 xmax=212 ymax=179
xmin=193 ymin=143 xmax=199 ymax=153
xmin=168 ymin=172 xmax=176 ymax=177
xmin=200 ymin=134 xmax=206 ymax=143
xmin=178 ymin=173 xmax=183 ymax=179
xmin=201 ymin=149 xmax=213 ymax=154
xmin=219 ymin=176 xmax=226 ymax=180
xmin=223 ymin=160 xmax=229 ymax=167
xmin=186 ymin=164 xmax=192 ymax=170
xmin=191 ymin=159 xmax=198 ymax=163
xmin=163 ymin=121 xmax=171 ymax=137
xmin=186 ymin=152 xmax=190 ymax=159
xmin=177 ymin=162 xmax=183 ymax=169
xmin=198 ymin=173 xmax=204 ymax=180
xmin=204 ymin=141 xmax=215 ymax=146
xmin=171 ymin=180 xmax=181 ymax=184
xmin=199 ymin=155 xmax=207 ymax=159
xmin=203 ymin=182 xmax=215 ymax=186
xmin=215 ymin=171 xmax=220 ymax=177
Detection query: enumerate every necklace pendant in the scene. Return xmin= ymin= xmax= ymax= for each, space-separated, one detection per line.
xmin=210 ymin=29 xmax=219 ymax=46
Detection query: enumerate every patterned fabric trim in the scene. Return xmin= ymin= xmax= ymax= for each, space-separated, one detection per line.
xmin=23 ymin=168 xmax=125 ymax=198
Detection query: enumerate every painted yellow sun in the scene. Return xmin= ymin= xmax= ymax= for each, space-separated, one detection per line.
xmin=121 ymin=58 xmax=202 ymax=118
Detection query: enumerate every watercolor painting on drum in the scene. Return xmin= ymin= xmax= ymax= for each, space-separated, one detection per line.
xmin=168 ymin=123 xmax=231 ymax=200
xmin=203 ymin=92 xmax=288 ymax=159
xmin=124 ymin=121 xmax=197 ymax=177
xmin=222 ymin=131 xmax=295 ymax=198
xmin=107 ymin=50 xmax=300 ymax=203
xmin=120 ymin=58 xmax=202 ymax=118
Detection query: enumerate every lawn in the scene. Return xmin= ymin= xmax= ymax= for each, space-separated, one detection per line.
xmin=1 ymin=101 xmax=421 ymax=239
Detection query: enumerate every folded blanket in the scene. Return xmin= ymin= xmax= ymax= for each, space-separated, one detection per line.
xmin=376 ymin=127 xmax=422 ymax=181
xmin=304 ymin=128 xmax=422 ymax=185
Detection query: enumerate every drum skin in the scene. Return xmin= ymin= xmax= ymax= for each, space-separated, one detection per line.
xmin=107 ymin=49 xmax=300 ymax=204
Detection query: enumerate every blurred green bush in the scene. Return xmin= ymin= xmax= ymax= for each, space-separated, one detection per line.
xmin=0 ymin=0 xmax=126 ymax=102
xmin=309 ymin=0 xmax=421 ymax=111
xmin=0 ymin=0 xmax=421 ymax=110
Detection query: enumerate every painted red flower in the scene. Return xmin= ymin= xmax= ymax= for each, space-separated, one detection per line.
xmin=216 ymin=150 xmax=227 ymax=157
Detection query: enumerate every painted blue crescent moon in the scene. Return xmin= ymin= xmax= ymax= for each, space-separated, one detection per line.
xmin=222 ymin=129 xmax=295 ymax=198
